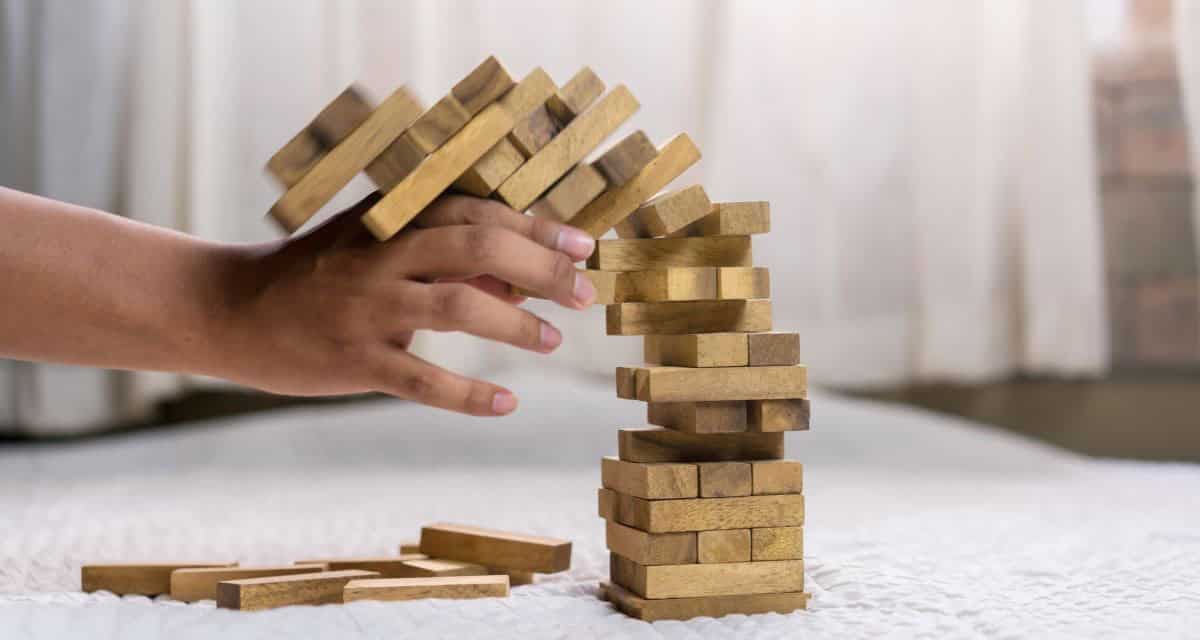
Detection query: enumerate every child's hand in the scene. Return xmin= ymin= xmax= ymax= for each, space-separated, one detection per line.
xmin=221 ymin=193 xmax=596 ymax=416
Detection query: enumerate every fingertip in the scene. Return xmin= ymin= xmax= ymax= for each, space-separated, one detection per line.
xmin=491 ymin=390 xmax=518 ymax=415
xmin=555 ymin=227 xmax=596 ymax=262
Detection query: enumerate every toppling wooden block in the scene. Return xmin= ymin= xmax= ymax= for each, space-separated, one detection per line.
xmin=699 ymin=462 xmax=752 ymax=498
xmin=81 ymin=562 xmax=236 ymax=596
xmin=216 ymin=569 xmax=379 ymax=610
xmin=644 ymin=333 xmax=748 ymax=367
xmin=604 ymin=521 xmax=697 ymax=565
xmin=509 ymin=105 xmax=562 ymax=157
xmin=601 ymin=456 xmax=699 ymax=499
xmin=617 ymin=427 xmax=783 ymax=463
xmin=490 ymin=567 xmax=536 ymax=586
xmin=602 ymin=492 xmax=805 ymax=533
xmin=747 ymin=398 xmax=811 ymax=431
xmin=545 ymin=67 xmax=605 ymax=125
xmin=647 ymin=401 xmax=748 ymax=433
xmin=593 ymin=130 xmax=658 ymax=187
xmin=293 ymin=555 xmax=430 ymax=578
xmin=670 ymin=201 xmax=770 ymax=237
xmin=628 ymin=364 xmax=806 ymax=402
xmin=752 ymin=460 xmax=804 ymax=495
xmin=697 ymin=529 xmax=751 ymax=563
xmin=601 ymin=581 xmax=808 ymax=622
xmin=610 ymin=554 xmax=804 ymax=598
xmin=588 ymin=236 xmax=751 ymax=271
xmin=170 ymin=565 xmax=326 ymax=603
xmin=343 ymin=575 xmax=510 ymax=603
xmin=419 ymin=522 xmax=572 ymax=573
xmin=267 ymin=87 xmax=375 ymax=188
xmin=616 ymin=185 xmax=712 ymax=238
xmin=751 ymin=527 xmax=804 ymax=561
xmin=608 ymin=299 xmax=772 ymax=336
xmin=529 ymin=163 xmax=608 ymax=221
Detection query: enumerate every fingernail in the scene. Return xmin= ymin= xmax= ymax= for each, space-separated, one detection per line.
xmin=573 ymin=272 xmax=597 ymax=307
xmin=492 ymin=391 xmax=518 ymax=414
xmin=539 ymin=322 xmax=563 ymax=351
xmin=556 ymin=227 xmax=595 ymax=261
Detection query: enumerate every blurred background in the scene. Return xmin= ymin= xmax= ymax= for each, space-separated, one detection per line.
xmin=0 ymin=0 xmax=1197 ymax=460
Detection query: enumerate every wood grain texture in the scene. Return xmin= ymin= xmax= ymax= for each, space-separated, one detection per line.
xmin=619 ymin=268 xmax=717 ymax=302
xmin=617 ymin=185 xmax=712 ymax=238
xmin=496 ymin=85 xmax=639 ymax=211
xmin=343 ymin=575 xmax=509 ymax=602
xmin=269 ymin=86 xmax=422 ymax=233
xmin=607 ymin=299 xmax=772 ymax=336
xmin=588 ymin=236 xmax=751 ymax=271
xmin=751 ymin=527 xmax=804 ymax=561
xmin=746 ymin=331 xmax=799 ymax=366
xmin=647 ymin=401 xmax=749 ymax=434
xmin=752 ymin=460 xmax=804 ymax=495
xmin=406 ymin=95 xmax=473 ymax=154
xmin=670 ymin=201 xmax=770 ymax=237
xmin=611 ymin=554 xmax=804 ymax=598
xmin=598 ymin=487 xmax=616 ymax=520
xmin=400 ymin=558 xmax=490 ymax=577
xmin=529 ymin=163 xmax=607 ymax=221
xmin=601 ymin=456 xmax=698 ymax=499
xmin=605 ymin=521 xmax=697 ymax=566
xmin=453 ymin=137 xmax=525 ymax=196
xmin=81 ymin=562 xmax=235 ymax=596
xmin=170 ymin=565 xmax=326 ymax=602
xmin=644 ymin=333 xmax=748 ymax=367
xmin=718 ymin=267 xmax=770 ymax=300
xmin=567 ymin=134 xmax=701 ymax=238
xmin=509 ymin=105 xmax=561 ymax=157
xmin=593 ymin=130 xmax=657 ymax=187
xmin=747 ymin=398 xmax=811 ymax=432
xmin=697 ymin=529 xmax=751 ymax=563
xmin=699 ymin=462 xmax=752 ymax=497
xmin=451 ymin=56 xmax=515 ymax=116
xmin=293 ymin=555 xmax=430 ymax=577
xmin=601 ymin=580 xmax=808 ymax=621
xmin=216 ymin=569 xmax=378 ymax=610
xmin=267 ymin=87 xmax=374 ymax=188
xmin=630 ymin=364 xmax=806 ymax=401
xmin=545 ymin=66 xmax=605 ymax=124
xmin=608 ymin=493 xmax=806 ymax=533
xmin=617 ymin=427 xmax=784 ymax=463
xmin=364 ymin=132 xmax=427 ymax=191
xmin=419 ymin=522 xmax=572 ymax=573
xmin=616 ymin=366 xmax=638 ymax=400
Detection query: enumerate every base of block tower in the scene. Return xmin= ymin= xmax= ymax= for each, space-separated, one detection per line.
xmin=599 ymin=581 xmax=809 ymax=621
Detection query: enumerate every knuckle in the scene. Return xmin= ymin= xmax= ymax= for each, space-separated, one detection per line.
xmin=550 ymin=253 xmax=575 ymax=290
xmin=431 ymin=283 xmax=476 ymax=327
xmin=398 ymin=371 xmax=441 ymax=401
xmin=462 ymin=226 xmax=499 ymax=264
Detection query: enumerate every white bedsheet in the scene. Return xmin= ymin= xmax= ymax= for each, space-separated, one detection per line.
xmin=1 ymin=371 xmax=1198 ymax=639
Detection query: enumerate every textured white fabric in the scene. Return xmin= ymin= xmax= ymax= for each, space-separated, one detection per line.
xmin=1 ymin=372 xmax=1198 ymax=638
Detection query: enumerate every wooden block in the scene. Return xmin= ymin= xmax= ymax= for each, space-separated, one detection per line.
xmin=616 ymin=366 xmax=638 ymax=399
xmin=269 ymin=87 xmax=422 ymax=233
xmin=399 ymin=542 xmax=421 ymax=554
xmin=611 ymin=554 xmax=803 ymax=598
xmin=608 ymin=493 xmax=805 ymax=533
xmin=453 ymin=137 xmax=525 ymax=197
xmin=509 ymin=105 xmax=561 ymax=158
xmin=617 ymin=185 xmax=712 ymax=238
xmin=644 ymin=333 xmax=747 ymax=367
xmin=216 ymin=569 xmax=378 ymax=610
xmin=647 ymin=401 xmax=748 ymax=434
xmin=419 ymin=522 xmax=572 ymax=573
xmin=496 ymin=85 xmax=639 ymax=211
xmin=747 ymin=398 xmax=811 ymax=432
xmin=718 ymin=267 xmax=770 ymax=300
xmin=593 ymin=130 xmax=658 ymax=187
xmin=605 ymin=521 xmax=697 ymax=565
xmin=401 ymin=558 xmax=489 ymax=577
xmin=529 ymin=163 xmax=607 ymax=221
xmin=267 ymin=87 xmax=374 ymax=188
xmin=170 ymin=565 xmax=325 ymax=602
xmin=451 ymin=55 xmax=515 ymax=116
xmin=607 ymin=299 xmax=772 ymax=336
xmin=699 ymin=462 xmax=752 ymax=498
xmin=601 ymin=580 xmax=808 ymax=621
xmin=81 ymin=562 xmax=236 ymax=596
xmin=406 ymin=95 xmax=473 ymax=155
xmin=619 ymin=268 xmax=717 ymax=302
xmin=489 ymin=567 xmax=535 ymax=586
xmin=364 ymin=133 xmax=427 ymax=191
xmin=631 ymin=364 xmax=805 ymax=401
xmin=752 ymin=527 xmax=804 ymax=561
xmin=601 ymin=456 xmax=698 ymax=499
xmin=746 ymin=331 xmax=799 ymax=366
xmin=618 ymin=427 xmax=783 ymax=463
xmin=599 ymin=487 xmax=617 ymax=520
xmin=697 ymin=529 xmax=751 ymax=563
xmin=567 ymin=134 xmax=701 ymax=238
xmin=588 ymin=236 xmax=751 ymax=271
xmin=545 ymin=66 xmax=604 ymax=124
xmin=671 ymin=201 xmax=770 ymax=237
xmin=294 ymin=555 xmax=430 ymax=577
xmin=584 ymin=270 xmax=619 ymax=304
xmin=752 ymin=460 xmax=803 ymax=495
xmin=343 ymin=575 xmax=509 ymax=603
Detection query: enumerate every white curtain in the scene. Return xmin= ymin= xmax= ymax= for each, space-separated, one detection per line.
xmin=1 ymin=0 xmax=1116 ymax=435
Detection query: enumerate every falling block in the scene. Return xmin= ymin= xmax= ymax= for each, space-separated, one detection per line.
xmin=644 ymin=333 xmax=748 ymax=367
xmin=601 ymin=456 xmax=698 ymax=499
xmin=671 ymin=201 xmax=770 ymax=237
xmin=610 ymin=554 xmax=804 ymax=598
xmin=419 ymin=522 xmax=572 ymax=573
xmin=630 ymin=364 xmax=806 ymax=402
xmin=588 ymin=236 xmax=751 ymax=271
xmin=752 ymin=527 xmax=804 ymax=561
xmin=606 ymin=492 xmax=806 ymax=533
xmin=81 ymin=562 xmax=236 ymax=596
xmin=406 ymin=96 xmax=474 ymax=155
xmin=601 ymin=581 xmax=808 ymax=621
xmin=216 ymin=569 xmax=379 ymax=610
xmin=746 ymin=331 xmax=799 ymax=366
xmin=401 ymin=558 xmax=490 ymax=577
xmin=752 ymin=460 xmax=804 ymax=495
xmin=294 ymin=555 xmax=430 ymax=578
xmin=509 ymin=105 xmax=561 ymax=157
xmin=616 ymin=185 xmax=712 ymax=238
xmin=717 ymin=267 xmax=770 ymax=300
xmin=605 ymin=521 xmax=697 ymax=565
xmin=453 ymin=137 xmax=526 ymax=197
xmin=267 ymin=87 xmax=375 ymax=188
xmin=451 ymin=55 xmax=515 ymax=116
xmin=593 ymin=130 xmax=658 ymax=187
xmin=699 ymin=462 xmax=752 ymax=498
xmin=343 ymin=575 xmax=510 ymax=603
xmin=607 ymin=299 xmax=772 ymax=336
xmin=617 ymin=427 xmax=784 ymax=463
xmin=697 ymin=529 xmax=752 ymax=563
xmin=529 ymin=163 xmax=608 ymax=221
xmin=747 ymin=398 xmax=811 ymax=432
xmin=647 ymin=401 xmax=749 ymax=434
xmin=545 ymin=67 xmax=605 ymax=125
xmin=170 ymin=565 xmax=326 ymax=603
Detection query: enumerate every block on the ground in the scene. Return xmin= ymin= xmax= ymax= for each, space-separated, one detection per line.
xmin=752 ymin=460 xmax=803 ymax=495
xmin=81 ymin=562 xmax=236 ymax=596
xmin=605 ymin=521 xmax=697 ymax=565
xmin=601 ymin=456 xmax=698 ymax=499
xmin=216 ymin=569 xmax=378 ymax=610
xmin=644 ymin=332 xmax=747 ymax=367
xmin=616 ymin=184 xmax=712 ymax=238
xmin=699 ymin=462 xmax=752 ymax=497
xmin=170 ymin=565 xmax=326 ymax=602
xmin=599 ymin=487 xmax=617 ymax=520
xmin=419 ymin=522 xmax=572 ymax=573
xmin=752 ymin=527 xmax=804 ymax=561
xmin=697 ymin=529 xmax=752 ymax=563
xmin=400 ymin=558 xmax=489 ymax=577
xmin=601 ymin=580 xmax=808 ymax=621
xmin=630 ymin=364 xmax=806 ymax=401
xmin=593 ymin=130 xmax=658 ymax=187
xmin=342 ymin=575 xmax=509 ymax=602
xmin=718 ymin=267 xmax=771 ymax=300
xmin=671 ymin=201 xmax=770 ymax=237
xmin=588 ymin=236 xmax=751 ymax=271
xmin=647 ymin=401 xmax=749 ymax=433
xmin=617 ymin=427 xmax=784 ymax=463
xmin=545 ymin=66 xmax=605 ymax=124
xmin=529 ymin=163 xmax=607 ymax=221
xmin=747 ymin=398 xmax=811 ymax=432
xmin=746 ymin=331 xmax=799 ymax=366
xmin=610 ymin=554 xmax=804 ymax=598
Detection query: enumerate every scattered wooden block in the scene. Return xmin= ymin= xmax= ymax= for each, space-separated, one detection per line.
xmin=450 ymin=55 xmax=515 ymax=116
xmin=747 ymin=398 xmax=811 ymax=432
xmin=644 ymin=333 xmax=748 ymax=367
xmin=489 ymin=567 xmax=535 ymax=586
xmin=611 ymin=554 xmax=804 ymax=598
xmin=718 ymin=267 xmax=770 ymax=300
xmin=605 ymin=521 xmax=697 ymax=566
xmin=496 ymin=85 xmax=639 ymax=211
xmin=601 ymin=580 xmax=808 ymax=621
xmin=593 ymin=130 xmax=658 ymax=187
xmin=81 ymin=562 xmax=236 ymax=596
xmin=293 ymin=555 xmax=429 ymax=577
xmin=453 ymin=137 xmax=526 ymax=197
xmin=605 ymin=492 xmax=804 ymax=533
xmin=601 ymin=456 xmax=698 ymax=499
xmin=697 ymin=529 xmax=751 ymax=563
xmin=567 ymin=133 xmax=701 ymax=238
xmin=618 ymin=268 xmax=717 ymax=302
xmin=588 ymin=236 xmax=751 ymax=271
xmin=529 ymin=163 xmax=607 ymax=221
xmin=647 ymin=401 xmax=748 ymax=434
xmin=343 ymin=575 xmax=510 ymax=602
xmin=751 ymin=527 xmax=804 ymax=561
xmin=616 ymin=366 xmax=638 ymax=399
xmin=608 ymin=300 xmax=771 ymax=336
xmin=419 ymin=522 xmax=572 ymax=573
xmin=699 ymin=462 xmax=752 ymax=498
xmin=216 ymin=569 xmax=379 ymax=610
xmin=671 ymin=201 xmax=770 ymax=237
xmin=267 ymin=87 xmax=375 ymax=188
xmin=170 ymin=565 xmax=326 ymax=603
xmin=509 ymin=105 xmax=561 ymax=157
xmin=630 ymin=364 xmax=806 ymax=401
xmin=545 ymin=67 xmax=605 ymax=125
xmin=617 ymin=427 xmax=783 ymax=463
xmin=401 ymin=558 xmax=490 ymax=577
xmin=269 ymin=86 xmax=422 ymax=233
xmin=616 ymin=185 xmax=712 ymax=238
xmin=752 ymin=460 xmax=804 ymax=495
xmin=746 ymin=331 xmax=799 ymax=366
xmin=399 ymin=542 xmax=421 ymax=554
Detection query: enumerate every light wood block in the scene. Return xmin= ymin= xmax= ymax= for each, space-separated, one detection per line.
xmin=630 ymin=364 xmax=806 ymax=402
xmin=593 ymin=130 xmax=657 ymax=187
xmin=601 ymin=581 xmax=808 ymax=621
xmin=567 ymin=133 xmax=701 ymax=238
xmin=746 ymin=331 xmax=799 ymax=366
xmin=529 ymin=163 xmax=607 ymax=221
xmin=607 ymin=493 xmax=805 ymax=533
xmin=619 ymin=268 xmax=717 ymax=302
xmin=583 ymin=270 xmax=619 ymax=304
xmin=718 ymin=267 xmax=770 ymax=300
xmin=752 ymin=460 xmax=804 ymax=495
xmin=699 ymin=462 xmax=752 ymax=498
xmin=419 ymin=522 xmax=572 ymax=573
xmin=399 ymin=542 xmax=421 ymax=554
xmin=342 ymin=575 xmax=509 ymax=603
xmin=406 ymin=95 xmax=473 ymax=155
xmin=267 ymin=87 xmax=375 ymax=188
xmin=747 ymin=398 xmax=811 ymax=432
xmin=607 ymin=299 xmax=772 ymax=336
xmin=647 ymin=401 xmax=748 ymax=434
xmin=617 ymin=427 xmax=783 ymax=463
xmin=611 ymin=554 xmax=804 ymax=598
xmin=496 ymin=85 xmax=639 ymax=211
xmin=616 ymin=366 xmax=638 ymax=399
xmin=644 ymin=333 xmax=747 ymax=367
xmin=269 ymin=86 xmax=421 ymax=233
xmin=489 ymin=567 xmax=535 ymax=586
xmin=599 ymin=487 xmax=616 ymax=520
xmin=545 ymin=66 xmax=605 ymax=124
xmin=170 ymin=565 xmax=325 ymax=602
xmin=451 ymin=55 xmax=515 ymax=116
xmin=601 ymin=456 xmax=698 ymax=499
xmin=671 ymin=201 xmax=770 ymax=237
xmin=364 ymin=133 xmax=427 ymax=191
xmin=509 ymin=105 xmax=561 ymax=158
xmin=453 ymin=137 xmax=525 ymax=197
xmin=752 ymin=527 xmax=804 ymax=561
xmin=588 ymin=236 xmax=751 ymax=271
xmin=697 ymin=529 xmax=751 ymax=563
xmin=81 ymin=562 xmax=235 ymax=596
xmin=617 ymin=185 xmax=712 ymax=238
xmin=216 ymin=569 xmax=378 ymax=610
xmin=294 ymin=555 xmax=429 ymax=577
xmin=605 ymin=521 xmax=697 ymax=566
xmin=401 ymin=558 xmax=489 ymax=577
